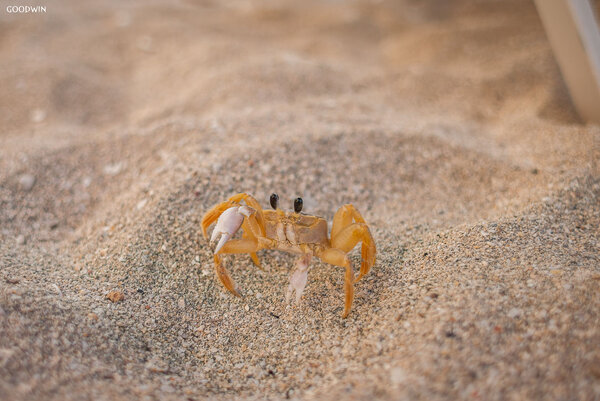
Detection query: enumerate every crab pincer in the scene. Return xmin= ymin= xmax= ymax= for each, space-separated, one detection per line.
xmin=210 ymin=205 xmax=254 ymax=253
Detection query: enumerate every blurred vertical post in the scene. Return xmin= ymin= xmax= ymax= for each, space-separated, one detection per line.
xmin=534 ymin=0 xmax=600 ymax=124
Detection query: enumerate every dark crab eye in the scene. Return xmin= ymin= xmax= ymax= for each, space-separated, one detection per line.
xmin=270 ymin=193 xmax=279 ymax=209
xmin=294 ymin=197 xmax=303 ymax=213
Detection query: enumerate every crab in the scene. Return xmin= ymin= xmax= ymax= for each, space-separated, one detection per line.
xmin=200 ymin=193 xmax=376 ymax=318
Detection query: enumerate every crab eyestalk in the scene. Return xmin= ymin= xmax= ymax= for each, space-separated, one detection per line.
xmin=270 ymin=193 xmax=279 ymax=209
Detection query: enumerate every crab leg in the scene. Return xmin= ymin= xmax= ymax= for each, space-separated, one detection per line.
xmin=212 ymin=238 xmax=262 ymax=296
xmin=201 ymin=200 xmax=238 ymax=239
xmin=242 ymin=219 xmax=262 ymax=269
xmin=217 ymin=238 xmax=261 ymax=254
xmin=331 ymin=223 xmax=376 ymax=283
xmin=286 ymin=254 xmax=312 ymax=303
xmin=214 ymin=254 xmax=240 ymax=297
xmin=331 ymin=204 xmax=364 ymax=238
xmin=330 ymin=204 xmax=376 ymax=283
xmin=316 ymin=248 xmax=354 ymax=318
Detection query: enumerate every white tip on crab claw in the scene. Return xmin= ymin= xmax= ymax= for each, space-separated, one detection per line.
xmin=210 ymin=205 xmax=254 ymax=254
xmin=214 ymin=233 xmax=231 ymax=254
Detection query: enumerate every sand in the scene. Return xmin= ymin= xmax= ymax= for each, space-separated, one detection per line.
xmin=1 ymin=0 xmax=599 ymax=400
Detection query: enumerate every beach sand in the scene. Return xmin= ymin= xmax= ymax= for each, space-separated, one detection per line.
xmin=1 ymin=1 xmax=599 ymax=400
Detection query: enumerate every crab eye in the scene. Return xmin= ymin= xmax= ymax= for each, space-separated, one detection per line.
xmin=294 ymin=197 xmax=303 ymax=213
xmin=270 ymin=193 xmax=279 ymax=209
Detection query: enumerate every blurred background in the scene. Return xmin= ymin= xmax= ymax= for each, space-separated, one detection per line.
xmin=2 ymin=0 xmax=595 ymax=134
xmin=2 ymin=0 xmax=598 ymax=239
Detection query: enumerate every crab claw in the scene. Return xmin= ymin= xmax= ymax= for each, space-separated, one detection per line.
xmin=210 ymin=205 xmax=254 ymax=254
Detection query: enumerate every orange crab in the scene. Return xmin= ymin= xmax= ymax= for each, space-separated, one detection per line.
xmin=201 ymin=193 xmax=376 ymax=318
